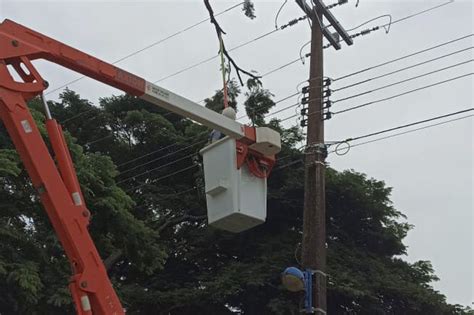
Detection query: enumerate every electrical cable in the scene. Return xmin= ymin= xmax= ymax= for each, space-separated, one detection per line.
xmin=117 ymin=141 xmax=186 ymax=168
xmin=153 ymin=15 xmax=307 ymax=83
xmin=275 ymin=0 xmax=288 ymax=29
xmin=332 ymin=33 xmax=473 ymax=82
xmin=119 ymin=139 xmax=207 ymax=176
xmin=329 ymin=114 xmax=473 ymax=155
xmin=383 ymin=0 xmax=454 ymax=28
xmin=332 ymin=73 xmax=473 ymax=115
xmin=323 ymin=0 xmax=455 ymax=50
xmin=341 ymin=107 xmax=474 ymax=143
xmin=45 ymin=2 xmax=244 ymax=96
xmin=333 ymin=46 xmax=473 ymax=92
xmin=260 ymin=56 xmax=305 ymax=77
xmin=126 ymin=164 xmax=199 ymax=192
xmin=332 ymin=59 xmax=474 ymax=103
xmin=134 ymin=111 xmax=474 ymax=192
xmin=346 ymin=14 xmax=392 ymax=33
xmin=118 ymin=90 xmax=303 ymax=176
xmin=299 ymin=41 xmax=311 ymax=64
xmin=117 ymin=150 xmax=200 ymax=184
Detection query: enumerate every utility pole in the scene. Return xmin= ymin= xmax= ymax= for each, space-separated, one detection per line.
xmin=302 ymin=7 xmax=326 ymax=314
xmin=295 ymin=1 xmax=353 ymax=313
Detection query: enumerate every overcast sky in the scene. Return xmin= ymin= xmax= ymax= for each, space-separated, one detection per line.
xmin=1 ymin=0 xmax=472 ymax=307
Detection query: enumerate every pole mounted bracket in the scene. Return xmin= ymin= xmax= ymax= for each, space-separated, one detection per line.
xmin=295 ymin=0 xmax=353 ymax=50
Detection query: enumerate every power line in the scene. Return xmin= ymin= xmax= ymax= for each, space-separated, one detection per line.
xmin=128 ymin=111 xmax=474 ymax=193
xmin=45 ymin=2 xmax=244 ymax=96
xmin=323 ymin=0 xmax=455 ymax=50
xmin=346 ymin=14 xmax=392 ymax=33
xmin=332 ymin=46 xmax=473 ymax=92
xmin=333 ymin=72 xmax=473 ymax=115
xmin=153 ymin=15 xmax=308 ymax=83
xmin=117 ymin=141 xmax=190 ymax=168
xmin=116 ymin=89 xmax=309 ymax=183
xmin=119 ymin=91 xmax=303 ymax=176
xmin=80 ymin=87 xmax=303 ymax=173
xmin=126 ymin=164 xmax=199 ymax=192
xmin=275 ymin=0 xmax=289 ymax=29
xmin=332 ymin=59 xmax=474 ymax=103
xmin=119 ymin=139 xmax=207 ymax=176
xmin=329 ymin=114 xmax=473 ymax=154
xmin=383 ymin=0 xmax=454 ymax=28
xmin=342 ymin=107 xmax=474 ymax=143
xmin=332 ymin=33 xmax=473 ymax=82
xmin=117 ymin=151 xmax=199 ymax=184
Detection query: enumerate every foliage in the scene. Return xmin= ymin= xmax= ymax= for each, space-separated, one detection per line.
xmin=243 ymin=0 xmax=256 ymax=19
xmin=244 ymin=78 xmax=275 ymax=126
xmin=0 ymin=86 xmax=469 ymax=314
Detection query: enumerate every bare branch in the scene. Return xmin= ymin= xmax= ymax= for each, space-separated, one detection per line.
xmin=156 ymin=214 xmax=206 ymax=233
xmin=203 ymin=0 xmax=261 ymax=86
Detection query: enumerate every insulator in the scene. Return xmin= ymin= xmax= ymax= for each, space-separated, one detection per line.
xmin=323 ymin=89 xmax=332 ymax=97
xmin=300 ymin=107 xmax=308 ymax=116
xmin=323 ymin=100 xmax=332 ymax=109
xmin=300 ymin=119 xmax=307 ymax=127
xmin=301 ymin=96 xmax=309 ymax=104
xmin=302 ymin=86 xmax=310 ymax=94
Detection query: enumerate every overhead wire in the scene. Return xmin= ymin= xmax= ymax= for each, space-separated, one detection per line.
xmin=56 ymin=0 xmax=463 ymax=180
xmin=346 ymin=14 xmax=392 ymax=33
xmin=332 ymin=59 xmax=474 ymax=103
xmin=126 ymin=164 xmax=199 ymax=192
xmin=60 ymin=2 xmax=456 ymax=126
xmin=153 ymin=15 xmax=308 ymax=83
xmin=56 ymin=1 xmax=459 ymax=127
xmin=383 ymin=0 xmax=454 ymax=28
xmin=108 ymin=0 xmax=466 ymax=193
xmin=323 ymin=0 xmax=456 ymax=49
xmin=332 ymin=72 xmax=473 ymax=115
xmin=339 ymin=107 xmax=474 ymax=144
xmin=329 ymin=114 xmax=473 ymax=155
xmin=45 ymin=1 xmax=244 ymax=96
xmin=118 ymin=90 xmax=304 ymax=178
xmin=274 ymin=0 xmax=288 ymax=29
xmin=127 ymin=110 xmax=474 ymax=193
xmin=332 ymin=46 xmax=474 ymax=91
xmin=332 ymin=34 xmax=473 ymax=82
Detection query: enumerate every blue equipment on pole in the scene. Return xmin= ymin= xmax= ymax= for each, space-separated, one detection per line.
xmin=282 ymin=267 xmax=314 ymax=313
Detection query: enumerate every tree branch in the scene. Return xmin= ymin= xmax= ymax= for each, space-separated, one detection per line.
xmin=104 ymin=249 xmax=123 ymax=271
xmin=156 ymin=214 xmax=207 ymax=233
xmin=203 ymin=0 xmax=261 ymax=86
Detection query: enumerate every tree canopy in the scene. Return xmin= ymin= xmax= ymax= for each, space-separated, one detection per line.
xmin=0 ymin=85 xmax=470 ymax=314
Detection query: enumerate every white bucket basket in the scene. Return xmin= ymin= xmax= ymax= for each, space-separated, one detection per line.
xmin=200 ymin=137 xmax=267 ymax=233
